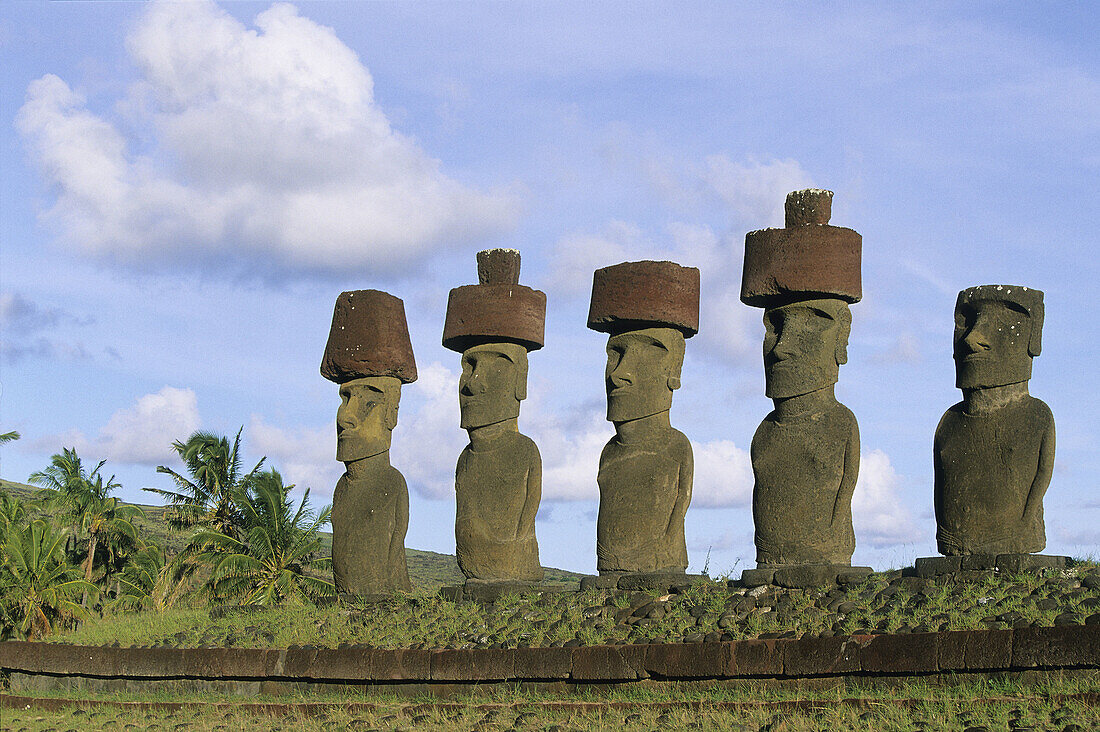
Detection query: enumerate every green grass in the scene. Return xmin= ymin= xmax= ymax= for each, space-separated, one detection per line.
xmin=48 ymin=563 xmax=1100 ymax=652
xmin=0 ymin=479 xmax=585 ymax=593
xmin=3 ymin=676 xmax=1099 ymax=731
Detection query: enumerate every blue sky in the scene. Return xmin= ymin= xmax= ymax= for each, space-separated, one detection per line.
xmin=2 ymin=1 xmax=1097 ymax=575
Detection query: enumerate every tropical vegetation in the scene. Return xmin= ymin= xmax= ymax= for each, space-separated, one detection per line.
xmin=0 ymin=428 xmax=334 ymax=639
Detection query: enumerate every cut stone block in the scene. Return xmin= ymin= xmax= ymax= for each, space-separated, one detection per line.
xmin=914 ymin=556 xmax=962 ymax=578
xmin=587 ymin=260 xmax=700 ymax=336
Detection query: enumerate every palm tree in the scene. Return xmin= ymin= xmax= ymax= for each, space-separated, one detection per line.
xmin=111 ymin=544 xmax=169 ymax=612
xmin=0 ymin=492 xmax=26 ymax=544
xmin=0 ymin=520 xmax=95 ymax=639
xmin=191 ymin=469 xmax=333 ymax=606
xmin=30 ymin=447 xmax=106 ymax=554
xmin=0 ymin=430 xmax=19 ymax=444
xmin=29 ymin=450 xmax=140 ymax=604
xmin=145 ymin=428 xmax=264 ymax=539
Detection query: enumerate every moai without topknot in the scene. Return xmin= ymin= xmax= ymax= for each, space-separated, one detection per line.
xmin=740 ymin=189 xmax=870 ymax=588
xmin=321 ymin=290 xmax=416 ymax=596
xmin=443 ymin=249 xmax=546 ymax=583
xmin=930 ymin=285 xmax=1056 ymax=564
xmin=587 ymin=260 xmax=700 ymax=577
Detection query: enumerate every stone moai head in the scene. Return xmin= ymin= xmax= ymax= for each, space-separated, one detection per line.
xmin=954 ymin=285 xmax=1044 ymax=390
xmin=763 ymin=298 xmax=852 ymax=399
xmin=336 ymin=376 xmax=401 ymax=461
xmin=321 ymin=289 xmax=417 ymax=462
xmin=742 ymin=189 xmax=862 ymax=398
xmin=587 ymin=261 xmax=699 ymax=423
xmin=443 ymin=249 xmax=545 ymax=430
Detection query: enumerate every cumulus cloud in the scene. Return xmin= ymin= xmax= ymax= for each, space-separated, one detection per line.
xmin=852 ymin=448 xmax=923 ymax=546
xmin=248 ymin=415 xmax=340 ymax=498
xmin=691 ymin=439 xmax=753 ymax=508
xmin=38 ymin=387 xmax=201 ymax=465
xmin=16 ymin=0 xmax=518 ymax=275
xmin=547 ymin=155 xmax=812 ymax=366
xmin=390 ymin=362 xmax=466 ymax=500
xmin=0 ymin=292 xmax=94 ymax=363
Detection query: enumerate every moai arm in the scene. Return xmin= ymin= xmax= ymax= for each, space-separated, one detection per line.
xmin=834 ymin=416 xmax=860 ymax=524
xmin=518 ymin=442 xmax=542 ymax=542
xmin=392 ymin=471 xmax=410 ymax=567
xmin=1023 ymin=415 xmax=1055 ymax=523
xmin=668 ymin=434 xmax=694 ymax=537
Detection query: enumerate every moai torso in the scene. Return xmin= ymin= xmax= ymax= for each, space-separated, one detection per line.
xmin=455 ymin=431 xmax=543 ymax=581
xmin=596 ymin=426 xmax=692 ymax=573
xmin=331 ymin=458 xmax=412 ymax=595
xmin=934 ymin=395 xmax=1054 ymax=555
xmin=751 ymin=399 xmax=858 ymax=565
xmin=934 ymin=285 xmax=1054 ymax=556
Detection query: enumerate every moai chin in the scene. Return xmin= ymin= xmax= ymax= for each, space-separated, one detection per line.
xmin=934 ymin=285 xmax=1054 ymax=556
xmin=321 ymin=289 xmax=416 ymax=596
xmin=587 ymin=260 xmax=700 ymax=575
xmin=443 ymin=249 xmax=546 ymax=582
xmin=741 ymin=189 xmax=862 ymax=569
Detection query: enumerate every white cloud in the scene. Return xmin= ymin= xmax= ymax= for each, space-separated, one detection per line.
xmin=390 ymin=362 xmax=466 ymax=500
xmin=248 ymin=415 xmax=339 ymax=498
xmin=38 ymin=387 xmax=201 ymax=466
xmin=691 ymin=439 xmax=753 ymax=508
xmin=852 ymin=448 xmax=923 ymax=547
xmin=16 ymin=0 xmax=518 ymax=275
xmin=546 ymin=154 xmax=812 ymax=367
xmin=703 ymin=155 xmax=813 ymax=228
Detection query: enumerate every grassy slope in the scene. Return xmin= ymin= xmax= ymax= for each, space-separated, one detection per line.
xmin=0 ymin=479 xmax=584 ymax=591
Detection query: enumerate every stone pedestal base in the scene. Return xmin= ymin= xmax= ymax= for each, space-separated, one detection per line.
xmin=579 ymin=571 xmax=708 ymax=593
xmin=440 ymin=580 xmax=574 ymax=604
xmin=913 ymin=554 xmax=1069 ymax=578
xmin=738 ymin=564 xmax=873 ymax=589
xmin=338 ymin=592 xmax=396 ymax=605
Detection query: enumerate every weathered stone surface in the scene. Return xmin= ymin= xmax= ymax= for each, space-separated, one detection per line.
xmin=751 ymin=393 xmax=859 ymax=565
xmin=742 ymin=197 xmax=861 ymax=571
xmin=587 ymin=261 xmax=700 ymax=336
xmin=513 ymin=646 xmax=572 ymax=679
xmin=477 ymin=248 xmax=522 ymax=286
xmin=370 ymin=648 xmax=431 ymax=681
xmin=462 ymin=580 xmax=543 ymax=603
xmin=615 ymin=572 xmax=705 ymax=593
xmin=594 ymin=323 xmax=694 ymax=574
xmin=443 ymin=285 xmax=546 ymax=353
xmin=996 ymin=554 xmax=1068 ymax=573
xmin=447 ymin=252 xmax=545 ymax=583
xmin=739 ymin=567 xmax=776 ymax=587
xmin=784 ymin=188 xmax=833 ymax=226
xmin=937 ymin=629 xmax=1013 ymax=671
xmin=579 ymin=574 xmax=619 ymax=590
xmin=862 ymin=633 xmax=938 ymax=673
xmin=430 ymin=648 xmax=513 ymax=681
xmin=915 ymin=556 xmax=962 ymax=578
xmin=772 ymin=564 xmax=861 ymax=589
xmin=1012 ymin=625 xmax=1100 ymax=668
xmin=320 ymin=290 xmax=417 ymax=385
xmin=325 ymin=290 xmax=417 ymax=598
xmin=570 ymin=644 xmax=648 ymax=681
xmin=783 ymin=635 xmax=861 ymax=676
xmin=935 ymin=285 xmax=1053 ymax=557
xmin=331 ymin=394 xmax=413 ymax=597
xmin=836 ymin=567 xmax=873 ymax=584
xmin=643 ymin=642 xmax=730 ymax=678
xmin=729 ymin=638 xmax=786 ymax=676
xmin=741 ymin=190 xmax=861 ymax=308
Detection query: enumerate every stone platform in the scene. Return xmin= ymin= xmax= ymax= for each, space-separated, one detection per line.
xmin=912 ymin=554 xmax=1070 ymax=578
xmin=737 ymin=564 xmax=873 ymax=589
xmin=580 ymin=571 xmax=709 ymax=594
xmin=439 ymin=580 xmax=576 ymax=604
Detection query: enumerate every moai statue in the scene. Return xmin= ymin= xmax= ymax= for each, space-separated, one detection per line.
xmin=741 ymin=189 xmax=864 ymax=584
xmin=587 ymin=261 xmax=700 ymax=576
xmin=934 ymin=285 xmax=1054 ymax=556
xmin=443 ymin=249 xmax=546 ymax=583
xmin=321 ymin=290 xmax=416 ymax=596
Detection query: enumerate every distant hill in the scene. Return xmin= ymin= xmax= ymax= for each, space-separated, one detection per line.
xmin=0 ymin=478 xmax=584 ymax=592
